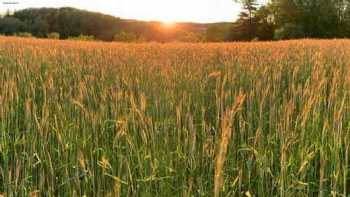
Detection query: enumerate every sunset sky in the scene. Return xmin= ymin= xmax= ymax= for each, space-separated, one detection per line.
xmin=0 ymin=0 xmax=266 ymax=23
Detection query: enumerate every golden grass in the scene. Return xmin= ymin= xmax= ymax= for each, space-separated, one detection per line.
xmin=0 ymin=36 xmax=350 ymax=196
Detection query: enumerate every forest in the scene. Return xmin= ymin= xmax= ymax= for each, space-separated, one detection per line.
xmin=1 ymin=0 xmax=350 ymax=42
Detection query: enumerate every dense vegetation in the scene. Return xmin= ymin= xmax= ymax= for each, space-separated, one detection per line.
xmin=1 ymin=37 xmax=350 ymax=196
xmin=232 ymin=0 xmax=350 ymax=40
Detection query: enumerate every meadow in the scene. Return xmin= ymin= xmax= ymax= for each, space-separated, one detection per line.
xmin=0 ymin=37 xmax=350 ymax=196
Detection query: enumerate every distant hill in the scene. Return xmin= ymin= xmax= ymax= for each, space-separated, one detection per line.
xmin=0 ymin=7 xmax=234 ymax=42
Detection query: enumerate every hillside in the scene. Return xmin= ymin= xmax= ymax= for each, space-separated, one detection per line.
xmin=0 ymin=7 xmax=233 ymax=42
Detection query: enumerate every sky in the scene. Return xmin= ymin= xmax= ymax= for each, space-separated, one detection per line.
xmin=0 ymin=0 xmax=266 ymax=23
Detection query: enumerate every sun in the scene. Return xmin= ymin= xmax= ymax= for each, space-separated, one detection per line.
xmin=161 ymin=20 xmax=176 ymax=28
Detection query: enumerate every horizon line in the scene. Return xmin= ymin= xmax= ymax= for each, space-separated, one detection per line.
xmin=0 ymin=6 xmax=237 ymax=24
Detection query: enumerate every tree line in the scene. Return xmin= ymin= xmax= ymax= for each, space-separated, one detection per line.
xmin=233 ymin=0 xmax=350 ymax=41
xmin=1 ymin=0 xmax=350 ymax=42
xmin=0 ymin=7 xmax=210 ymax=42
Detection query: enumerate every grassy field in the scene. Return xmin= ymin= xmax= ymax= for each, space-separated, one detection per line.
xmin=1 ymin=37 xmax=350 ymax=196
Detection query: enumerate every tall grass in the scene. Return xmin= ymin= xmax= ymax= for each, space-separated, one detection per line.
xmin=0 ymin=37 xmax=350 ymax=196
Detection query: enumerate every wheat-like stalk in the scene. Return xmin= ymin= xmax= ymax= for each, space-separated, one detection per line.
xmin=214 ymin=93 xmax=245 ymax=197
